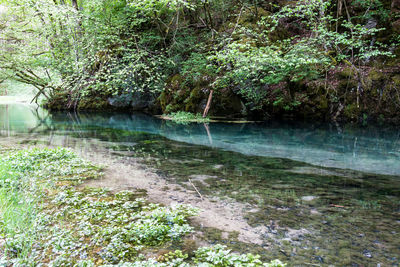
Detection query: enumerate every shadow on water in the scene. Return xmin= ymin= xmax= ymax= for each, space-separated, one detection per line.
xmin=1 ymin=104 xmax=400 ymax=266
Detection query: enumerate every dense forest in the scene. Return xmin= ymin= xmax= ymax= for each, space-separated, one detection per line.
xmin=0 ymin=0 xmax=399 ymax=123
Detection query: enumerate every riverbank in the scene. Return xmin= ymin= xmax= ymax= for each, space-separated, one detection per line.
xmin=0 ymin=144 xmax=284 ymax=266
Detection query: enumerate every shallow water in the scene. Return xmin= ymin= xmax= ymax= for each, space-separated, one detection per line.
xmin=1 ymin=104 xmax=399 ymax=266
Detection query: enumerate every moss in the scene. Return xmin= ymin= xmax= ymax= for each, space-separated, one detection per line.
xmin=368 ymin=69 xmax=385 ymax=81
xmin=239 ymin=7 xmax=271 ymax=25
xmin=169 ymin=74 xmax=184 ymax=90
xmin=44 ymin=88 xmax=70 ymax=110
xmin=337 ymin=67 xmax=356 ymax=79
xmin=78 ymin=97 xmax=109 ymax=110
xmin=313 ymin=95 xmax=327 ymax=110
xmin=184 ymin=86 xmax=205 ymax=113
xmin=165 ymin=103 xmax=181 ymax=114
xmin=343 ymin=103 xmax=362 ymax=121
xmin=159 ymin=91 xmax=170 ymax=112
xmin=211 ymin=90 xmax=246 ymax=117
xmin=392 ymin=75 xmax=400 ymax=86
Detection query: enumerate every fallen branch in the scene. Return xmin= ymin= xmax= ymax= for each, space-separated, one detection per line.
xmin=330 ymin=204 xmax=347 ymax=208
xmin=189 ymin=179 xmax=203 ymax=200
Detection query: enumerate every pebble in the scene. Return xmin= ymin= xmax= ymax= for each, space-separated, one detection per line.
xmin=301 ymin=196 xmax=318 ymax=201
xmin=213 ymin=164 xmax=224 ymax=169
xmin=363 ymin=249 xmax=372 ymax=258
xmin=314 ymin=256 xmax=324 ymax=263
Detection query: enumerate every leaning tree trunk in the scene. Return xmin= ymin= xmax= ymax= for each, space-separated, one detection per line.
xmin=203 ymin=90 xmax=213 ymax=118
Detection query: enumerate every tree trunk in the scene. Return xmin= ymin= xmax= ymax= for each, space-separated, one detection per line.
xmin=203 ymin=90 xmax=213 ymax=118
xmin=72 ymin=0 xmax=78 ymax=10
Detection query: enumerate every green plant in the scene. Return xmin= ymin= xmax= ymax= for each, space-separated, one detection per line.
xmin=181 ymin=52 xmax=216 ymax=85
xmin=351 ymin=0 xmax=390 ymax=22
xmin=0 ymin=147 xmax=286 ymax=266
xmin=209 ymin=0 xmax=393 ymax=111
xmin=194 ymin=245 xmax=286 ymax=266
xmin=167 ymin=111 xmax=210 ymax=124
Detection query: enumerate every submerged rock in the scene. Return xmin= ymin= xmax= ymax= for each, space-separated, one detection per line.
xmin=301 ymin=196 xmax=318 ymax=202
xmin=363 ymin=249 xmax=372 ymax=258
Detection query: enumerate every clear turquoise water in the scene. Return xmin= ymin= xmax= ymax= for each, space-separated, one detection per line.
xmin=1 ymin=104 xmax=399 ymax=266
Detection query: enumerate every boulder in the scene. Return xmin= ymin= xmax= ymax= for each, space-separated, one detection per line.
xmin=108 ymin=93 xmax=132 ymax=108
xmin=392 ymin=19 xmax=400 ymax=34
xmin=392 ymin=0 xmax=400 ymax=11
xmin=131 ymin=91 xmax=156 ymax=111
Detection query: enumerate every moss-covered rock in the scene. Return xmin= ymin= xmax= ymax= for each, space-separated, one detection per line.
xmin=368 ymin=69 xmax=386 ymax=81
xmin=392 ymin=19 xmax=400 ymax=33
xmin=211 ymin=89 xmax=246 ymax=117
xmin=337 ymin=67 xmax=356 ymax=79
xmin=184 ymin=86 xmax=205 ymax=113
xmin=43 ymin=87 xmax=70 ymax=110
xmin=392 ymin=75 xmax=400 ymax=85
xmin=78 ymin=96 xmax=110 ymax=110
xmin=343 ymin=103 xmax=361 ymax=120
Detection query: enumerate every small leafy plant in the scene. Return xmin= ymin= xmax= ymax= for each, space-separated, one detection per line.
xmin=167 ymin=111 xmax=210 ymax=124
xmin=0 ymin=147 xmax=284 ymax=266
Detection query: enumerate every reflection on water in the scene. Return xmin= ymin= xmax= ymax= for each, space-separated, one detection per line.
xmin=1 ymin=104 xmax=400 ymax=266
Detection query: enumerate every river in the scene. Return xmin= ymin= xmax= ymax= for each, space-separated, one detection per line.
xmin=1 ymin=103 xmax=399 ymax=266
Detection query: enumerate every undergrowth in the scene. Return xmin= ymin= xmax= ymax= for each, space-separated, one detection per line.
xmin=0 ymin=147 xmax=284 ymax=266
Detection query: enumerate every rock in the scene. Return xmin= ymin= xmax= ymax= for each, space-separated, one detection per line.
xmin=131 ymin=91 xmax=156 ymax=111
xmin=368 ymin=69 xmax=385 ymax=81
xmin=310 ymin=208 xmax=321 ymax=215
xmin=108 ymin=93 xmax=132 ymax=108
xmin=365 ymin=19 xmax=377 ymax=29
xmin=392 ymin=19 xmax=400 ymax=34
xmin=301 ymin=196 xmax=318 ymax=201
xmin=363 ymin=249 xmax=372 ymax=258
xmin=314 ymin=256 xmax=324 ymax=263
xmin=392 ymin=0 xmax=400 ymax=11
xmin=337 ymin=67 xmax=356 ymax=79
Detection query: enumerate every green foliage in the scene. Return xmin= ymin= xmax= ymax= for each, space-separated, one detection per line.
xmin=0 ymin=0 xmax=202 ymax=104
xmin=167 ymin=111 xmax=210 ymax=124
xmin=209 ymin=0 xmax=394 ymax=110
xmin=181 ymin=53 xmax=216 ymax=85
xmin=0 ymin=147 xmax=99 ymax=265
xmin=105 ymin=245 xmax=286 ymax=266
xmin=211 ymin=41 xmax=329 ymax=109
xmin=194 ymin=245 xmax=286 ymax=266
xmin=0 ymin=147 xmax=284 ymax=266
xmin=351 ymin=0 xmax=390 ymax=21
xmin=0 ymin=0 xmax=397 ymax=116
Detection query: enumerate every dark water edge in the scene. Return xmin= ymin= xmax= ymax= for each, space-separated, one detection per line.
xmin=1 ymin=104 xmax=400 ymax=266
